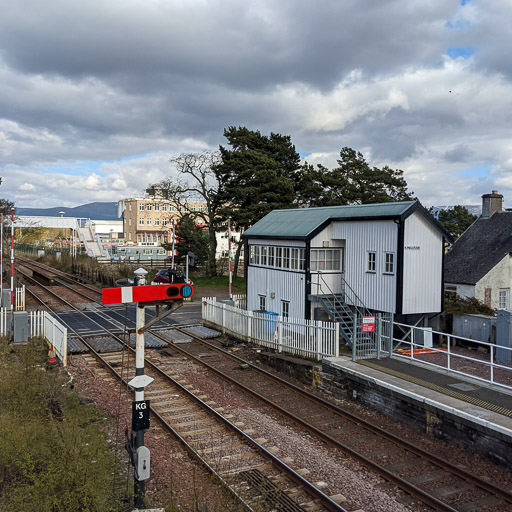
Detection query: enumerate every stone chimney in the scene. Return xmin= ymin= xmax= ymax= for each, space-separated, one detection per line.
xmin=481 ymin=190 xmax=503 ymax=218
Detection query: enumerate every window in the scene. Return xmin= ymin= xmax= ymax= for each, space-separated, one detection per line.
xmin=283 ymin=248 xmax=290 ymax=268
xmin=367 ymin=252 xmax=376 ymax=272
xmin=310 ymin=249 xmax=341 ymax=271
xmin=139 ymin=204 xmax=145 ymax=211
xmin=154 ymin=218 xmax=160 ymax=226
xmin=281 ymin=300 xmax=290 ymax=318
xmin=128 ymin=218 xmax=132 ymax=226
xmin=139 ymin=218 xmax=144 ymax=226
xmin=146 ymin=204 xmax=152 ymax=211
xmin=276 ymin=247 xmax=282 ymax=267
xmin=258 ymin=295 xmax=266 ymax=311
xmin=291 ymin=248 xmax=299 ymax=270
xmin=268 ymin=246 xmax=275 ymax=267
xmin=129 ymin=204 xmax=132 ymax=211
xmin=261 ymin=246 xmax=267 ymax=265
xmin=162 ymin=205 xmax=167 ymax=212
xmin=499 ymin=289 xmax=510 ymax=309
xmin=198 ymin=206 xmax=203 ymax=212
xmin=162 ymin=218 xmax=167 ymax=226
xmin=253 ymin=245 xmax=260 ymax=265
xmin=154 ymin=204 xmax=160 ymax=211
xmin=170 ymin=206 xmax=175 ymax=212
xmin=299 ymin=249 xmax=305 ymax=270
xmin=147 ymin=218 xmax=152 ymax=226
xmin=384 ymin=253 xmax=395 ymax=274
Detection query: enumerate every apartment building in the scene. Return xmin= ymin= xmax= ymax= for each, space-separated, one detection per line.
xmin=118 ymin=188 xmax=207 ymax=245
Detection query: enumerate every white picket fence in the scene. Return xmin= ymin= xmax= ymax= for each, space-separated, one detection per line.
xmin=15 ymin=285 xmax=25 ymax=311
xmin=0 ymin=307 xmax=6 ymax=336
xmin=29 ymin=311 xmax=68 ymax=366
xmin=202 ymin=297 xmax=340 ymax=360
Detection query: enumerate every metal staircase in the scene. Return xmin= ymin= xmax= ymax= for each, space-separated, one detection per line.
xmin=309 ymin=273 xmax=374 ymax=347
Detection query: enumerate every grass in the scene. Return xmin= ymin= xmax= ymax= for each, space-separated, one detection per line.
xmin=0 ymin=338 xmax=126 ymax=511
xmin=190 ymin=274 xmax=246 ymax=292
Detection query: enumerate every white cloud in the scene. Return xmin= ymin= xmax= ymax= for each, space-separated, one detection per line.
xmin=1 ymin=0 xmax=512 ymax=209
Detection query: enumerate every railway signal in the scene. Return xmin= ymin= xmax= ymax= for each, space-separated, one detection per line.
xmin=101 ymin=267 xmax=194 ymax=509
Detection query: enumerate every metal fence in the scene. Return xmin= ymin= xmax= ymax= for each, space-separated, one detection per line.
xmin=202 ymin=297 xmax=340 ymax=360
xmin=352 ymin=313 xmax=394 ymax=361
xmin=29 ymin=311 xmax=68 ymax=366
xmin=387 ymin=320 xmax=512 ymax=391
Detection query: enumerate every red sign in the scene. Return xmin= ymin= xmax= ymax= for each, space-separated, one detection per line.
xmin=102 ymin=283 xmax=193 ymax=305
xmin=362 ymin=316 xmax=376 ymax=333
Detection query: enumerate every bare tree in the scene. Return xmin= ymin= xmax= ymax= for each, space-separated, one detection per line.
xmin=158 ymin=151 xmax=221 ymax=276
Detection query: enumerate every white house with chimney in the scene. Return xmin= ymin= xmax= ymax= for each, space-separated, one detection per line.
xmin=445 ymin=190 xmax=512 ymax=310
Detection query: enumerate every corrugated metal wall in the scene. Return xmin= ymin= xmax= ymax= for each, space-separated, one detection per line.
xmin=311 ymin=220 xmax=398 ymax=313
xmin=402 ymin=211 xmax=443 ymax=314
xmin=247 ymin=266 xmax=306 ymax=318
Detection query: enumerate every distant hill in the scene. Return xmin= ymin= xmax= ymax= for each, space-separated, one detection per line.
xmin=431 ymin=205 xmax=481 ymax=218
xmin=16 ymin=202 xmax=119 ymax=220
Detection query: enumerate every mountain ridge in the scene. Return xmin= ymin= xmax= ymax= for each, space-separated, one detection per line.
xmin=16 ymin=202 xmax=119 ymax=220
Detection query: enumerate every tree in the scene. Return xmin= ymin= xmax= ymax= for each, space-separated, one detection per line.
xmin=162 ymin=214 xmax=209 ymax=267
xmin=301 ymin=147 xmax=414 ymax=207
xmin=158 ymin=150 xmax=221 ymax=276
xmin=213 ymin=127 xmax=301 ymax=275
xmin=437 ymin=205 xmax=477 ymax=240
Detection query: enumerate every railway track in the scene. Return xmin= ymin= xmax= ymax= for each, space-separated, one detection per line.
xmin=16 ymin=261 xmax=352 ymax=510
xmin=143 ymin=329 xmax=512 ymax=512
xmin=17 ymin=258 xmax=512 ymax=510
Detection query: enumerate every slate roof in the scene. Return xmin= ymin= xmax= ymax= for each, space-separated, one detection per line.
xmin=243 ymin=200 xmax=451 ymax=241
xmin=444 ymin=211 xmax=512 ymax=285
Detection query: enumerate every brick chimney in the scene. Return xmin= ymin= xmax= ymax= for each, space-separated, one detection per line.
xmin=481 ymin=190 xmax=503 ymax=218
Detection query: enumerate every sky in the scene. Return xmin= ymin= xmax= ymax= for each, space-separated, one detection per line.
xmin=1 ymin=0 xmax=512 ymax=209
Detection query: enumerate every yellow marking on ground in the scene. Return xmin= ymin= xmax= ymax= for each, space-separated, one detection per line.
xmin=358 ymin=360 xmax=512 ymax=418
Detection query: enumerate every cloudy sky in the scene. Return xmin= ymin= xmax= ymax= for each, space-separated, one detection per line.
xmin=1 ymin=0 xmax=512 ymax=209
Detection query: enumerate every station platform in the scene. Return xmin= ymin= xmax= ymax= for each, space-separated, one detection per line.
xmin=322 ymin=355 xmax=512 ymax=466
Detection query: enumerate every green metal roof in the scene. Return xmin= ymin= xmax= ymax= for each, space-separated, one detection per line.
xmin=243 ymin=201 xmax=418 ymax=239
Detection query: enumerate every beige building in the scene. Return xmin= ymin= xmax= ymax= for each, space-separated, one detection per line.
xmin=118 ymin=188 xmax=207 ymax=246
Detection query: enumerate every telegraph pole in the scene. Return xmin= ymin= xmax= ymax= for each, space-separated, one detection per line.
xmin=10 ymin=208 xmax=14 ymax=311
xmin=228 ymin=217 xmax=233 ymax=300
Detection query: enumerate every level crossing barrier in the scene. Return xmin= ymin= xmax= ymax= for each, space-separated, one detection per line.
xmin=202 ymin=297 xmax=339 ymax=360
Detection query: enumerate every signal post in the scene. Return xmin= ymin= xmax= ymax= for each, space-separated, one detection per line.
xmin=102 ymin=268 xmax=194 ymax=510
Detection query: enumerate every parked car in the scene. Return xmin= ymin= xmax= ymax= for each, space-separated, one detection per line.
xmin=154 ymin=268 xmax=190 ymax=284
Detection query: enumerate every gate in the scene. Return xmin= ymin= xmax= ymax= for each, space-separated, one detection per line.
xmin=352 ymin=312 xmax=393 ymax=360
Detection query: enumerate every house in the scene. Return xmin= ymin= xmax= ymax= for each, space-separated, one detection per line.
xmin=445 ymin=190 xmax=512 ymax=310
xmin=242 ymin=200 xmax=451 ymax=343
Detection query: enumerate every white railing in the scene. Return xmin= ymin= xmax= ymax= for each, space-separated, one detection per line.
xmin=232 ymin=293 xmax=247 ymax=309
xmin=29 ymin=311 xmax=68 ymax=366
xmin=202 ymin=297 xmax=339 ymax=360
xmin=388 ymin=320 xmax=512 ymax=391
xmin=15 ymin=285 xmax=25 ymax=311
xmin=0 ymin=308 xmax=7 ymax=336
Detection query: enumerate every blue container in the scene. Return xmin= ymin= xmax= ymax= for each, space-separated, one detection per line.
xmin=261 ymin=311 xmax=279 ymax=334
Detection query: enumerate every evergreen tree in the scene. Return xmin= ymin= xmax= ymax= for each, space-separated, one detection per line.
xmin=437 ymin=205 xmax=477 ymax=240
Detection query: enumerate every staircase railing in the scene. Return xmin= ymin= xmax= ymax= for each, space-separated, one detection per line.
xmin=311 ymin=273 xmax=354 ymax=344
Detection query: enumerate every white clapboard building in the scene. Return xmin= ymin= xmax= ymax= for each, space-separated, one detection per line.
xmin=242 ymin=201 xmax=452 ymax=340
